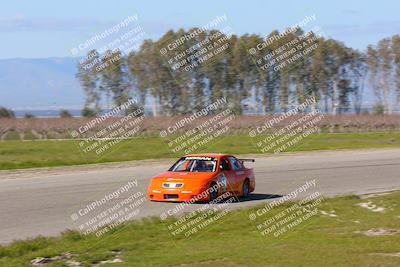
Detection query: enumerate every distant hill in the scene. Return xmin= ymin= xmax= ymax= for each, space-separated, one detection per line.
xmin=0 ymin=57 xmax=84 ymax=110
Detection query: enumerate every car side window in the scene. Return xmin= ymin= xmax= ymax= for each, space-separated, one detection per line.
xmin=220 ymin=158 xmax=230 ymax=171
xmin=228 ymin=157 xmax=242 ymax=171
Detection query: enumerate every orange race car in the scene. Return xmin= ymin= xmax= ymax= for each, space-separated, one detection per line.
xmin=147 ymin=153 xmax=255 ymax=202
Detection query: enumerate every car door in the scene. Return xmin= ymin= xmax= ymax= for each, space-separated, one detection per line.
xmin=228 ymin=156 xmax=246 ymax=193
xmin=217 ymin=157 xmax=236 ymax=194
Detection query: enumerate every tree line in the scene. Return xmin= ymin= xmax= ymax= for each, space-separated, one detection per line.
xmin=77 ymin=27 xmax=400 ymax=116
xmin=0 ymin=108 xmax=73 ymax=119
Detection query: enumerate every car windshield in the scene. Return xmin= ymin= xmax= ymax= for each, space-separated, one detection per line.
xmin=169 ymin=157 xmax=217 ymax=172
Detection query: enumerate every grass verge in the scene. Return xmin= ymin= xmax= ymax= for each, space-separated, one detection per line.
xmin=0 ymin=132 xmax=399 ymax=170
xmin=1 ymin=191 xmax=400 ymax=266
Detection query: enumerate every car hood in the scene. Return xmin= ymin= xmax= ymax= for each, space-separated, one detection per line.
xmin=148 ymin=172 xmax=216 ymax=191
xmin=152 ymin=171 xmax=216 ymax=182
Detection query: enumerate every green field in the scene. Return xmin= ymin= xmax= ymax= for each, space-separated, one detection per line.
xmin=1 ymin=132 xmax=400 ymax=170
xmin=1 ymin=191 xmax=400 ymax=266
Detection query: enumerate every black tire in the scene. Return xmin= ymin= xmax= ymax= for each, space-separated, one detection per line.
xmin=242 ymin=179 xmax=250 ymax=199
xmin=209 ymin=182 xmax=218 ymax=201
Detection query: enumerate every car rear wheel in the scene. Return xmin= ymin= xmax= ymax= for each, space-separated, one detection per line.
xmin=209 ymin=182 xmax=218 ymax=201
xmin=242 ymin=179 xmax=250 ymax=199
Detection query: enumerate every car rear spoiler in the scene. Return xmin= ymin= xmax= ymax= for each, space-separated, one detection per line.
xmin=238 ymin=158 xmax=255 ymax=163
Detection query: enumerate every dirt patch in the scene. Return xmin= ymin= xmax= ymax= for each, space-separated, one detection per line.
xmin=357 ymin=201 xmax=385 ymax=212
xmin=31 ymin=252 xmax=79 ymax=266
xmin=176 ymin=258 xmax=239 ymax=266
xmin=93 ymin=258 xmax=123 ymax=267
xmin=320 ymin=210 xmax=338 ymax=217
xmin=370 ymin=252 xmax=400 ymax=257
xmin=355 ymin=228 xmax=400 ymax=237
xmin=360 ymin=192 xmax=394 ymax=199
xmin=30 ymin=251 xmax=123 ymax=266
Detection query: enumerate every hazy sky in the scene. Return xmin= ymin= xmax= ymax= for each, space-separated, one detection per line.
xmin=1 ymin=0 xmax=400 ymax=59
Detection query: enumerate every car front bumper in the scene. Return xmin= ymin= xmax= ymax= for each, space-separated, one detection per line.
xmin=147 ymin=187 xmax=208 ymax=202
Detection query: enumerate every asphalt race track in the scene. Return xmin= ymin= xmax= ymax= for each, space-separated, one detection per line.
xmin=1 ymin=148 xmax=400 ymax=244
